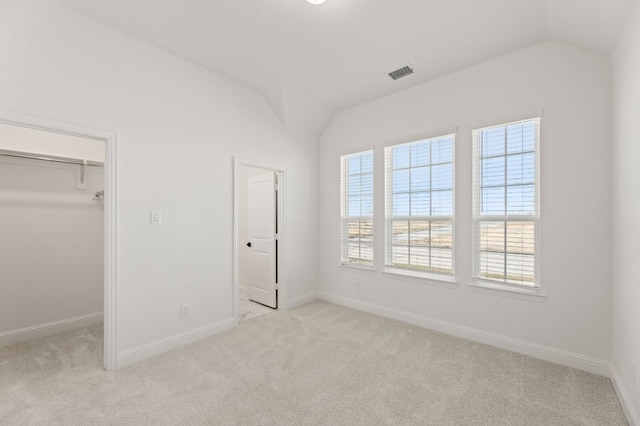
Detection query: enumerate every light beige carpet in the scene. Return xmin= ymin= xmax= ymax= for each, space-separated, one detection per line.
xmin=0 ymin=301 xmax=628 ymax=425
xmin=239 ymin=293 xmax=275 ymax=322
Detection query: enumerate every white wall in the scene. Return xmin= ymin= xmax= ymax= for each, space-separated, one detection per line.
xmin=612 ymin=0 xmax=640 ymax=420
xmin=0 ymin=0 xmax=317 ymax=362
xmin=0 ymin=156 xmax=103 ymax=341
xmin=318 ymin=42 xmax=612 ymax=364
xmin=0 ymin=122 xmax=105 ymax=162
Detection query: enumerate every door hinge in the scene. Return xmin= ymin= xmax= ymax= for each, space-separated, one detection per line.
xmin=275 ymin=233 xmax=279 ymax=240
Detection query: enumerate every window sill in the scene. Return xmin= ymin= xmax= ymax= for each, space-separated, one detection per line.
xmin=383 ymin=267 xmax=458 ymax=289
xmin=339 ymin=263 xmax=376 ymax=274
xmin=469 ymin=280 xmax=547 ymax=302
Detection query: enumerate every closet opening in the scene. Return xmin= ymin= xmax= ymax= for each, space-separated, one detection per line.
xmin=0 ymin=114 xmax=117 ymax=370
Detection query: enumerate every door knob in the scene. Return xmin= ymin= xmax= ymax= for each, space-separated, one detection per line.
xmin=246 ymin=242 xmax=252 ymax=247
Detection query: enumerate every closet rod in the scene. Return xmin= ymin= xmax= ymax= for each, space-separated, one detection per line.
xmin=0 ymin=149 xmax=104 ymax=167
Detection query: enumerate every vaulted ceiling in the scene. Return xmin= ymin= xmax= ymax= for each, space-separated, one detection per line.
xmin=54 ymin=0 xmax=631 ymax=116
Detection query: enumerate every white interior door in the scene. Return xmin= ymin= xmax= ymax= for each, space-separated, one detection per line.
xmin=247 ymin=172 xmax=277 ymax=308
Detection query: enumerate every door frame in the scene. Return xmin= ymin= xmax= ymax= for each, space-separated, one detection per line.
xmin=0 ymin=108 xmax=118 ymax=370
xmin=232 ymin=157 xmax=287 ymax=323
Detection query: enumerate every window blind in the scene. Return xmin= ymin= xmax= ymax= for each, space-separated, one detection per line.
xmin=340 ymin=150 xmax=374 ymax=267
xmin=472 ymin=118 xmax=540 ymax=287
xmin=384 ymin=134 xmax=455 ymax=275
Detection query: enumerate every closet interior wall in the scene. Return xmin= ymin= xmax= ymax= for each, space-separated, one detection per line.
xmin=0 ymin=147 xmax=104 ymax=347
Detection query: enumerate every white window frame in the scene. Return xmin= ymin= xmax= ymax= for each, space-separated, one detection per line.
xmin=384 ymin=133 xmax=456 ymax=281
xmin=471 ymin=116 xmax=544 ymax=300
xmin=340 ymin=150 xmax=374 ymax=269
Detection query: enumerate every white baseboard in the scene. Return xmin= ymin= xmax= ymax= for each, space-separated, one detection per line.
xmin=0 ymin=312 xmax=104 ymax=348
xmin=285 ymin=292 xmax=318 ymax=309
xmin=317 ymin=292 xmax=610 ymax=376
xmin=116 ymin=318 xmax=236 ymax=368
xmin=611 ymin=365 xmax=639 ymax=426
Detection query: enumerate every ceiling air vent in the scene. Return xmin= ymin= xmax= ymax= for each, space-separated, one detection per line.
xmin=387 ymin=65 xmax=414 ymax=81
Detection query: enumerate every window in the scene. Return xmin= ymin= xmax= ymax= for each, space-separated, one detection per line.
xmin=472 ymin=118 xmax=540 ymax=287
xmin=384 ymin=134 xmax=455 ymax=276
xmin=340 ymin=150 xmax=374 ymax=267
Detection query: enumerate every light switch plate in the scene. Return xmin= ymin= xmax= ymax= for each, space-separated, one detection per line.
xmin=150 ymin=210 xmax=162 ymax=225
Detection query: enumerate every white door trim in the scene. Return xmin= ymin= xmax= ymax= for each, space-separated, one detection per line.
xmin=233 ymin=157 xmax=287 ymax=323
xmin=0 ymin=109 xmax=118 ymax=370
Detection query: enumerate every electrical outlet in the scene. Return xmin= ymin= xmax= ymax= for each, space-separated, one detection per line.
xmin=354 ymin=279 xmax=360 ymax=290
xmin=150 ymin=210 xmax=162 ymax=225
xmin=180 ymin=304 xmax=190 ymax=318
